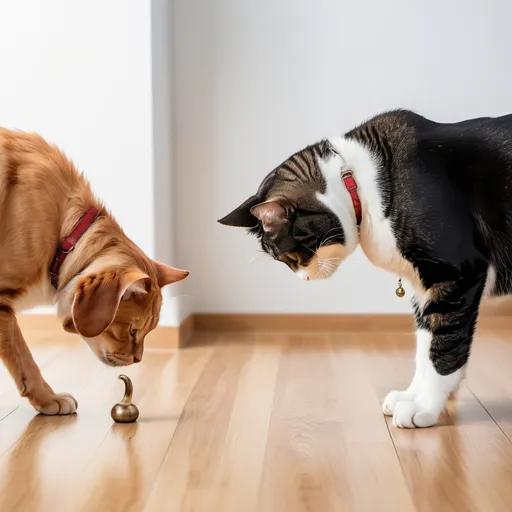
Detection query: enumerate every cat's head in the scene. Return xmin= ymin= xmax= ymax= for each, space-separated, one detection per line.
xmin=62 ymin=259 xmax=189 ymax=366
xmin=218 ymin=140 xmax=357 ymax=280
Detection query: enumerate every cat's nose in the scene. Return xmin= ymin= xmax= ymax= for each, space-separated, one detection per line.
xmin=133 ymin=343 xmax=144 ymax=363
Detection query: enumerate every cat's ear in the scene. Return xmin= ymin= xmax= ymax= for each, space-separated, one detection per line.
xmin=121 ymin=276 xmax=151 ymax=300
xmin=67 ymin=269 xmax=150 ymax=338
xmin=250 ymin=200 xmax=287 ymax=232
xmin=218 ymin=195 xmax=261 ymax=228
xmin=153 ymin=260 xmax=190 ymax=288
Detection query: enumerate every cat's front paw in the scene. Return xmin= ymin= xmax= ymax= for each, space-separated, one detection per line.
xmin=392 ymin=399 xmax=440 ymax=429
xmin=33 ymin=392 xmax=78 ymax=415
xmin=382 ymin=389 xmax=418 ymax=416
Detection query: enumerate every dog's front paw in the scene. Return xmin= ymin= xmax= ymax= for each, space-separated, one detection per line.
xmin=382 ymin=389 xmax=418 ymax=416
xmin=33 ymin=392 xmax=78 ymax=415
xmin=392 ymin=399 xmax=439 ymax=429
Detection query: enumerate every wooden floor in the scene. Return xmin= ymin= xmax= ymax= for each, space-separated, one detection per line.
xmin=1 ymin=325 xmax=512 ymax=511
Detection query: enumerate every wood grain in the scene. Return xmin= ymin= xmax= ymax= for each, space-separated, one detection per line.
xmin=1 ymin=323 xmax=512 ymax=511
xmin=367 ymin=332 xmax=512 ymax=512
xmin=145 ymin=335 xmax=282 ymax=512
xmin=259 ymin=333 xmax=415 ymax=512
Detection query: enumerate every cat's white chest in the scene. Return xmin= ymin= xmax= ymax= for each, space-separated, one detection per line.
xmin=360 ymin=215 xmax=401 ymax=271
xmin=360 ymin=212 xmax=425 ymax=294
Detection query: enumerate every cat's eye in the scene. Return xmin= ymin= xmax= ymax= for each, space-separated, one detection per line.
xmin=130 ymin=328 xmax=138 ymax=340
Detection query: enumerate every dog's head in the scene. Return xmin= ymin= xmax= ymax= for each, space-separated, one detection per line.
xmin=62 ymin=261 xmax=188 ymax=366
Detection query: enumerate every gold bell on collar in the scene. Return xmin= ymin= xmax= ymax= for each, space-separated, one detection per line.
xmin=395 ymin=278 xmax=405 ymax=298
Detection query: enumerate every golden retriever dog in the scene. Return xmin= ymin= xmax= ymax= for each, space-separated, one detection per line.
xmin=0 ymin=127 xmax=189 ymax=415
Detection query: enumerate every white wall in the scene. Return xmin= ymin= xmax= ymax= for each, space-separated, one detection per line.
xmin=173 ymin=0 xmax=512 ymax=315
xmin=1 ymin=1 xmax=154 ymax=253
xmin=151 ymin=0 xmax=186 ymax=325
xmin=0 ymin=1 xmax=183 ymax=325
xmin=3 ymin=1 xmax=511 ymax=322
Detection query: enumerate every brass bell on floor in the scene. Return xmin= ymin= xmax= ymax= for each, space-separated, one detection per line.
xmin=111 ymin=374 xmax=139 ymax=423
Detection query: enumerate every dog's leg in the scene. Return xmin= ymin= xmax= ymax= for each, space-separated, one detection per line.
xmin=0 ymin=306 xmax=77 ymax=415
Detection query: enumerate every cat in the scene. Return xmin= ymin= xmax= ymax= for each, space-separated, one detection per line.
xmin=218 ymin=108 xmax=512 ymax=429
xmin=0 ymin=127 xmax=189 ymax=415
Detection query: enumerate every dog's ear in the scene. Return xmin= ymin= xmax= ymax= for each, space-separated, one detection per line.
xmin=64 ymin=269 xmax=149 ymax=338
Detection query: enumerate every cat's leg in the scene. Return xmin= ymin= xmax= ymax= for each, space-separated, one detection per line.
xmin=382 ymin=323 xmax=429 ymax=416
xmin=382 ymin=294 xmax=463 ymax=414
xmin=391 ymin=274 xmax=485 ymax=428
xmin=392 ymin=330 xmax=464 ymax=428
xmin=0 ymin=306 xmax=77 ymax=415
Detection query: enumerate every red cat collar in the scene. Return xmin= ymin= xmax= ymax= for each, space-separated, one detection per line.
xmin=341 ymin=171 xmax=362 ymax=226
xmin=50 ymin=207 xmax=100 ymax=289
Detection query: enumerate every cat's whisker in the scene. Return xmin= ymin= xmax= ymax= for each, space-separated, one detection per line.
xmin=321 ymin=262 xmax=341 ymax=268
xmin=320 ymin=238 xmax=342 ymax=248
xmin=301 ymin=244 xmax=318 ymax=256
xmin=318 ymin=257 xmax=340 ymax=265
xmin=169 ymin=294 xmax=198 ymax=301
xmin=320 ymin=264 xmax=332 ymax=279
xmin=317 ymin=265 xmax=331 ymax=277
xmin=319 ymin=234 xmax=343 ymax=247
xmin=319 ymin=227 xmax=343 ymax=247
xmin=319 ymin=233 xmax=343 ymax=247
xmin=247 ymin=253 xmax=266 ymax=265
xmin=317 ymin=259 xmax=339 ymax=274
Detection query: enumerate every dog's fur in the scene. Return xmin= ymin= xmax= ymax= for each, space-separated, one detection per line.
xmin=0 ymin=127 xmax=189 ymax=415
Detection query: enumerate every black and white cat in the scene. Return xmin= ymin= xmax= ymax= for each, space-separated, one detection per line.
xmin=218 ymin=109 xmax=512 ymax=429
